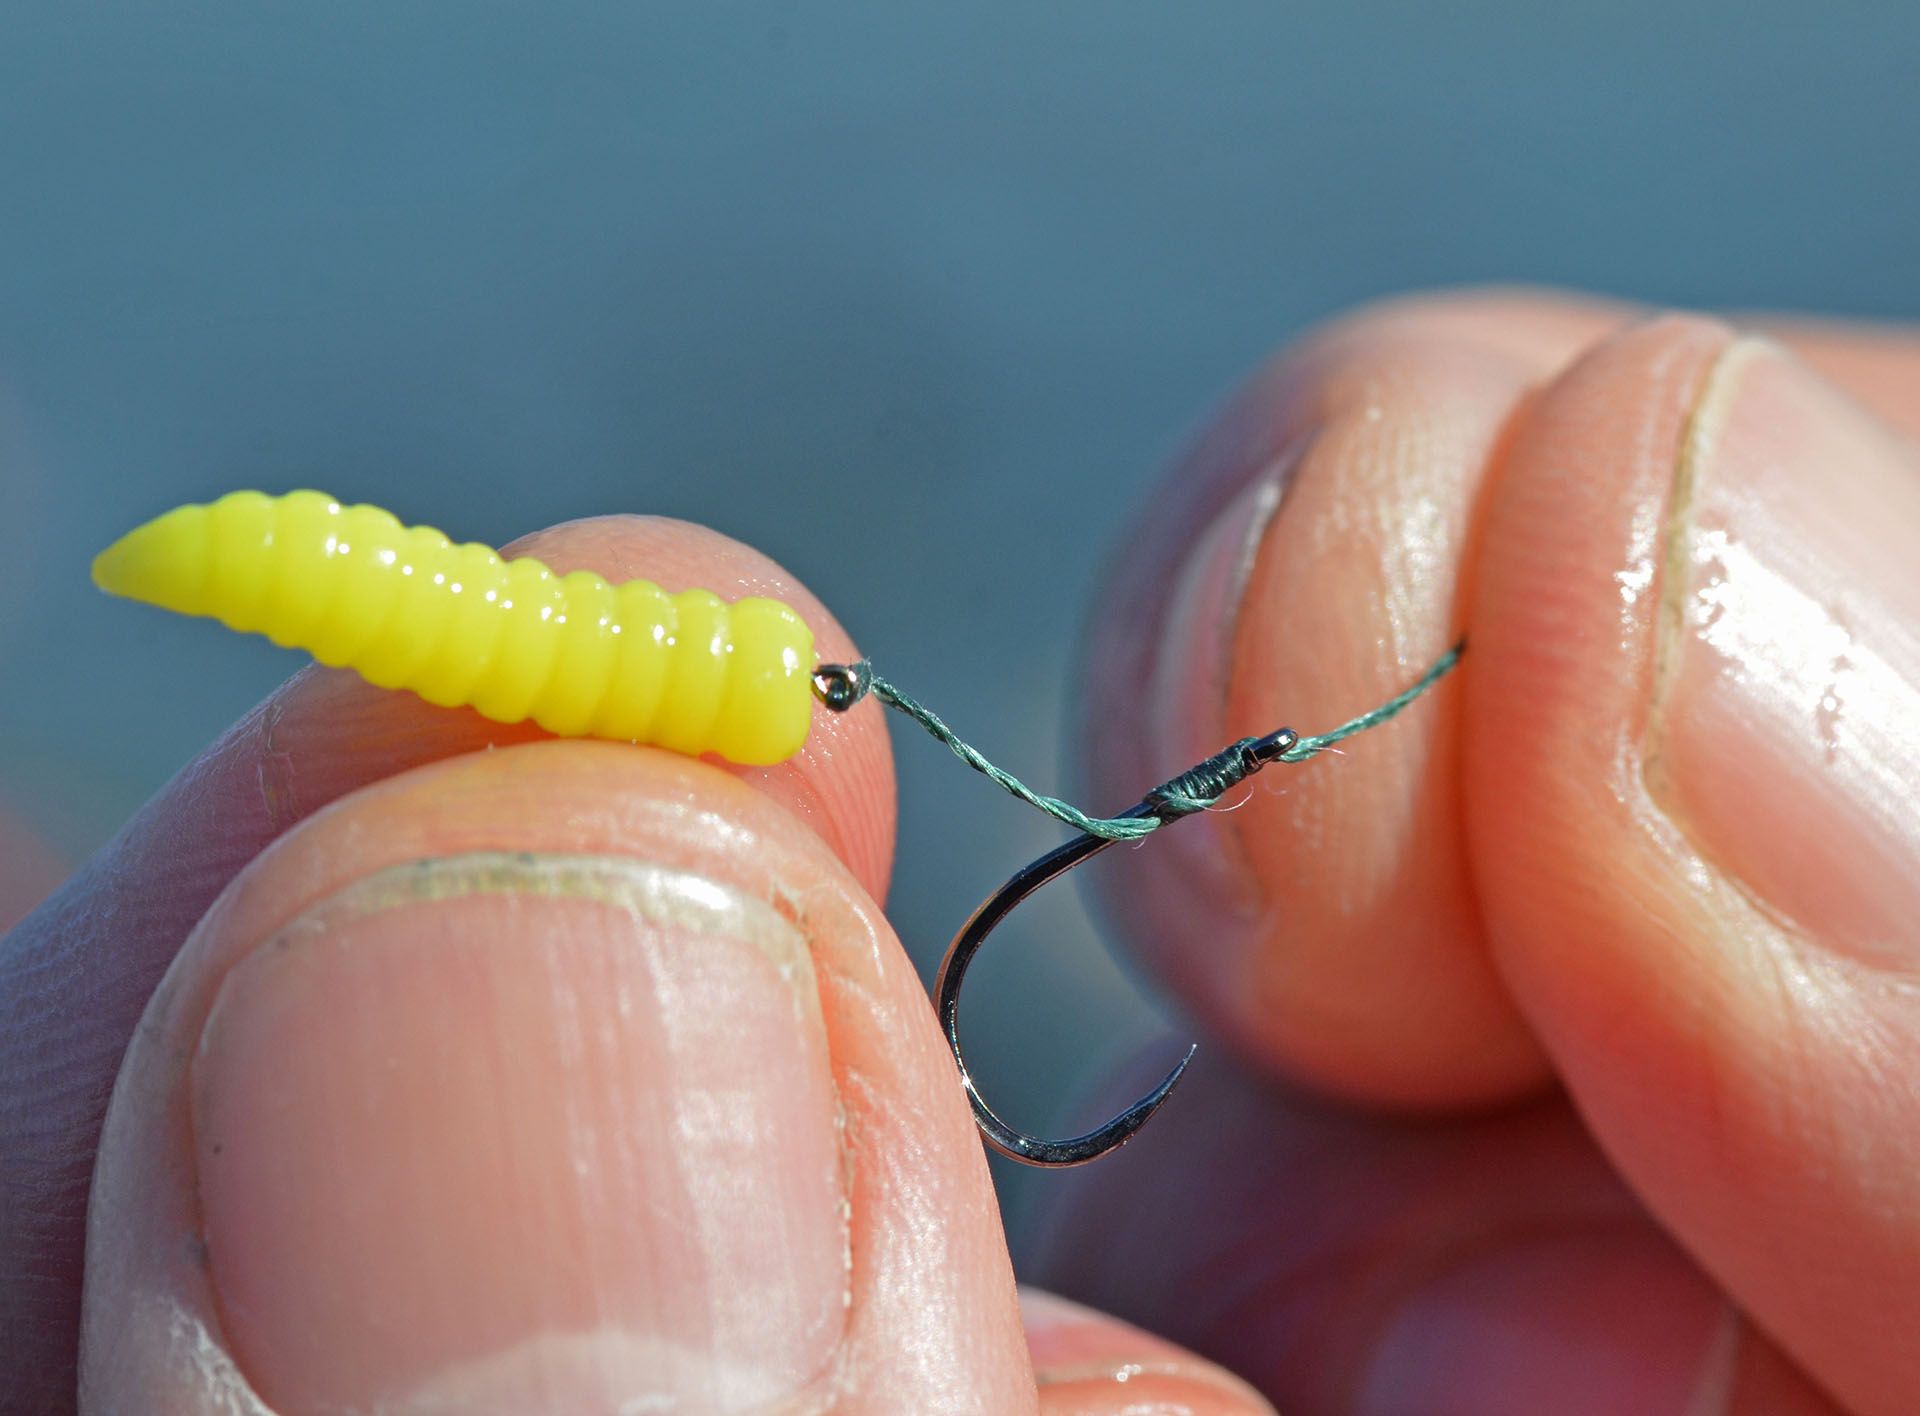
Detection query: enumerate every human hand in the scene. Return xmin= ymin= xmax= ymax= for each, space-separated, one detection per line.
xmin=4 ymin=289 xmax=1914 ymax=1414
xmin=1025 ymin=291 xmax=1920 ymax=1415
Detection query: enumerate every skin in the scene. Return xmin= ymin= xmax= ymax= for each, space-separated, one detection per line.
xmin=0 ymin=287 xmax=1914 ymax=1413
xmin=0 ymin=805 xmax=67 ymax=936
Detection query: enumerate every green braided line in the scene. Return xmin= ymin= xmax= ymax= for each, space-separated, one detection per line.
xmin=870 ymin=640 xmax=1464 ymax=842
xmin=868 ymin=676 xmax=1163 ymax=841
xmin=1279 ymin=640 xmax=1464 ymax=761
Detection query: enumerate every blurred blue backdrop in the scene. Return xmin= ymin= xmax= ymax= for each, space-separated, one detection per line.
xmin=2 ymin=3 xmax=1915 ymax=1224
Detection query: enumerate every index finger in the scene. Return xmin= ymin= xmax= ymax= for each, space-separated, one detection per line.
xmin=1076 ymin=288 xmax=1628 ymax=1108
xmin=1076 ymin=288 xmax=1920 ymax=1109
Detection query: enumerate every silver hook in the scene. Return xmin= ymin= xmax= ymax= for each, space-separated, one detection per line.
xmin=930 ymin=726 xmax=1298 ymax=1165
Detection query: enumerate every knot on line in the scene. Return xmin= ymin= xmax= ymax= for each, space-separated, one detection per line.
xmin=1145 ymin=736 xmax=1268 ymax=820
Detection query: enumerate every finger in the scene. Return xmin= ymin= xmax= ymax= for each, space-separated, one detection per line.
xmin=3 ymin=514 xmax=892 ymax=1410
xmin=1075 ymin=290 xmax=1920 ymax=1116
xmin=1747 ymin=313 xmax=1920 ymax=442
xmin=1077 ymin=288 xmax=1631 ymax=1107
xmin=1024 ymin=1048 xmax=1847 ymax=1415
xmin=1076 ymin=293 xmax=1920 ymax=1406
xmin=1467 ymin=319 xmax=1920 ymax=1410
xmin=1022 ymin=1289 xmax=1277 ymax=1415
xmin=82 ymin=742 xmax=1026 ymax=1414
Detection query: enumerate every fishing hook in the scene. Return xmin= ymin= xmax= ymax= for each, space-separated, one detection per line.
xmin=933 ymin=725 xmax=1298 ymax=1165
xmin=814 ymin=658 xmax=1298 ymax=1167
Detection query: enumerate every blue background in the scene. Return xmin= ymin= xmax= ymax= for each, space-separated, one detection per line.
xmin=3 ymin=3 xmax=1915 ymax=1225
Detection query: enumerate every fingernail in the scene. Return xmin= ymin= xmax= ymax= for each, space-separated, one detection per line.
xmin=1648 ymin=339 xmax=1920 ymax=956
xmin=1087 ymin=455 xmax=1297 ymax=1019
xmin=1360 ymin=1223 xmax=1727 ymax=1416
xmin=1143 ymin=458 xmax=1296 ymax=880
xmin=192 ymin=853 xmax=848 ymax=1415
xmin=1147 ymin=463 xmax=1292 ymax=759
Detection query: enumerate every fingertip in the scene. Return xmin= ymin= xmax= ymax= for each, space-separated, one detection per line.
xmin=108 ymin=511 xmax=896 ymax=910
xmin=235 ymin=511 xmax=899 ymax=901
xmin=1325 ymin=285 xmax=1638 ymax=372
xmin=1463 ymin=313 xmax=1736 ymax=984
xmin=1464 ymin=313 xmax=1920 ymax=1410
xmin=1080 ymin=291 xmax=1575 ymax=1108
xmin=1740 ymin=311 xmax=1920 ymax=443
xmin=500 ymin=514 xmax=897 ymax=899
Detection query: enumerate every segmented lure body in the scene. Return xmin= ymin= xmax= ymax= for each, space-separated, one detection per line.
xmin=93 ymin=490 xmax=816 ymax=765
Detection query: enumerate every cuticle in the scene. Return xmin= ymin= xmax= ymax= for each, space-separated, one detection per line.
xmin=1210 ymin=430 xmax=1316 ymax=908
xmin=1642 ymin=337 xmax=1763 ymax=813
xmin=1216 ymin=438 xmax=1308 ymax=726
xmin=1647 ymin=338 xmax=1760 ymax=770
xmin=252 ymin=851 xmax=812 ymax=962
xmin=1633 ymin=337 xmax=1812 ymax=944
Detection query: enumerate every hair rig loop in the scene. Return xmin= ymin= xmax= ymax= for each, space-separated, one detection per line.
xmin=809 ymin=660 xmax=873 ymax=714
xmin=92 ymin=491 xmax=1462 ymax=1172
xmin=815 ymin=643 xmax=1463 ymax=1167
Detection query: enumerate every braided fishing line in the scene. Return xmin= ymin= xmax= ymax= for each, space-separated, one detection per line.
xmin=821 ymin=641 xmax=1464 ymax=841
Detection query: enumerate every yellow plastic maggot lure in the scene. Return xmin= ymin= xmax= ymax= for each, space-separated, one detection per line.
xmin=92 ymin=489 xmax=816 ymax=765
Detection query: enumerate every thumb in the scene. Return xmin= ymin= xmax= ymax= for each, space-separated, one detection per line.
xmin=79 ymin=744 xmax=1033 ymax=1414
xmin=1467 ymin=317 xmax=1920 ymax=1414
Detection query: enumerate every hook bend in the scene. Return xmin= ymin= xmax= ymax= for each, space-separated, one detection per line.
xmin=933 ymin=726 xmax=1298 ymax=1166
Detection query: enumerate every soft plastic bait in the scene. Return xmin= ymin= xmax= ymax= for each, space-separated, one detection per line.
xmin=95 ymin=487 xmax=1463 ymax=1167
xmin=92 ymin=489 xmax=816 ymax=765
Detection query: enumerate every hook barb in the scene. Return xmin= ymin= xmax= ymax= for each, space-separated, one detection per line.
xmin=934 ymin=726 xmax=1297 ymax=1166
